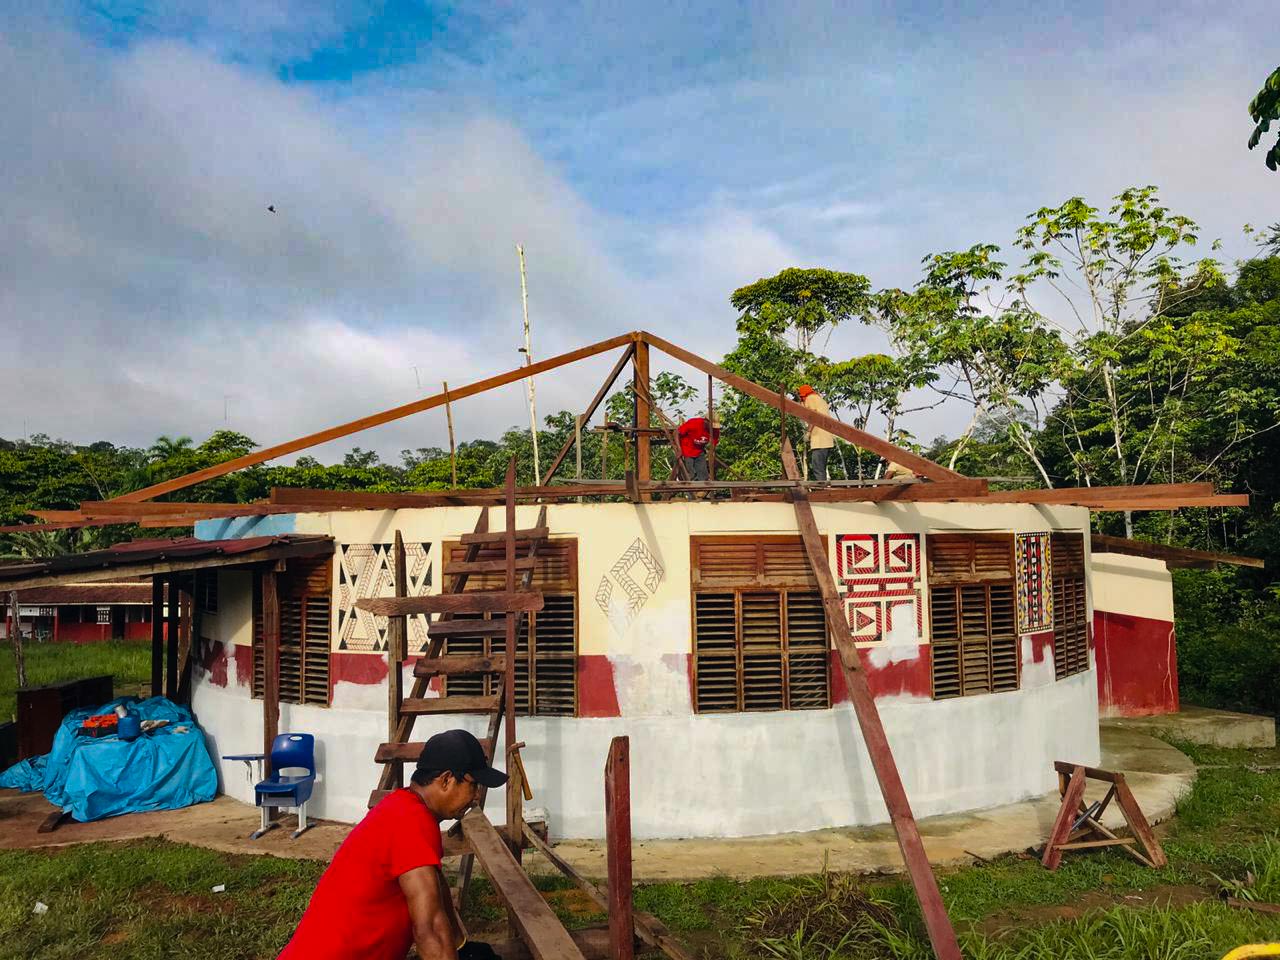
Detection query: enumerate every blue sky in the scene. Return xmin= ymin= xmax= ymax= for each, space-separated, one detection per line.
xmin=2 ymin=1 xmax=1276 ymax=458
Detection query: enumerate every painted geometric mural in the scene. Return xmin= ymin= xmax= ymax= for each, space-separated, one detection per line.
xmin=337 ymin=542 xmax=433 ymax=652
xmin=1015 ymin=531 xmax=1053 ymax=633
xmin=835 ymin=533 xmax=922 ymax=643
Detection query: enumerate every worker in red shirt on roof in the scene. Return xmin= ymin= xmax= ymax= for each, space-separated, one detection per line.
xmin=677 ymin=414 xmax=720 ymax=481
xmin=277 ymin=730 xmax=506 ymax=960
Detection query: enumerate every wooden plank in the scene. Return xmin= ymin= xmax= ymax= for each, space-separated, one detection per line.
xmin=1113 ymin=776 xmax=1167 ymax=867
xmin=375 ymin=738 xmax=495 ymax=762
xmin=642 ymin=331 xmax=965 ymax=483
xmin=606 ymin=736 xmax=634 ymax=960
xmin=443 ymin=557 xmax=536 ymax=576
xmin=489 ymin=926 xmax=624 ymax=960
xmin=261 ymin=571 xmax=281 ymax=779
xmin=112 ymin=333 xmax=639 ymax=503
xmin=387 ymin=531 xmax=407 ymax=789
xmin=1083 ymin=495 xmax=1249 ymax=510
xmin=1091 ymin=533 xmax=1263 ymax=569
xmin=461 ymin=527 xmax=550 ymax=545
xmin=1058 ymin=838 xmax=1136 ymax=850
xmin=1052 ymin=760 xmax=1124 ymax=783
xmin=1042 ymin=765 xmax=1087 ymax=871
xmin=633 ymin=340 xmax=652 ymax=495
xmin=522 ymin=825 xmax=693 ymax=960
xmin=503 ymin=459 xmax=519 ymax=877
xmin=76 ymin=501 xmax=294 ymax=518
xmin=165 ymin=577 xmax=180 ymax=700
xmin=779 ymin=439 xmax=961 ymax=960
xmin=1224 ymin=898 xmax=1280 ymax=916
xmin=399 ymin=695 xmax=501 ymax=715
xmin=459 ymin=808 xmax=588 ymax=960
xmin=357 ymin=591 xmax=544 ymax=617
xmin=150 ymin=576 xmax=164 ymax=696
xmin=413 ymin=655 xmax=508 ymax=678
xmin=987 ymin=482 xmax=1215 ymax=503
xmin=541 ymin=343 xmax=636 ymax=485
xmin=427 ymin=617 xmax=514 ymax=639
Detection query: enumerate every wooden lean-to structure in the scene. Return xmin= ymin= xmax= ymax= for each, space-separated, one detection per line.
xmin=0 ymin=329 xmax=1262 ymax=960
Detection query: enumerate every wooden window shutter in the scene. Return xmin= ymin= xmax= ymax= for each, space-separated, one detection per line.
xmin=252 ymin=556 xmax=332 ymax=706
xmin=690 ymin=536 xmax=829 ymax=713
xmin=441 ymin=538 xmax=578 ymax=717
xmin=927 ymin=535 xmax=1018 ymax=699
xmin=1051 ymin=533 xmax=1089 ymax=679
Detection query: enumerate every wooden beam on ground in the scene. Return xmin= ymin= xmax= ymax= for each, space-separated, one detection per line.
xmin=640 ymin=330 xmax=966 ymax=483
xmin=459 ymin=808 xmax=588 ymax=960
xmin=605 ymin=736 xmax=634 ymax=960
xmin=779 ymin=438 xmax=962 ymax=960
xmin=488 ymin=926 xmax=632 ymax=960
xmin=1091 ymin=533 xmax=1264 ymax=570
xmin=356 ymin=591 xmax=544 ymax=617
xmin=541 ymin=344 xmax=635 ymax=485
xmin=111 ymin=333 xmax=638 ymax=503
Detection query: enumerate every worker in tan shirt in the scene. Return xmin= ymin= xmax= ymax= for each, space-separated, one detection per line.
xmin=797 ymin=385 xmax=835 ymax=481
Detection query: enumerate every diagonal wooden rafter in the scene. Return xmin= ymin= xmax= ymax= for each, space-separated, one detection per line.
xmin=109 ymin=333 xmax=638 ymax=503
xmin=637 ymin=330 xmax=965 ymax=483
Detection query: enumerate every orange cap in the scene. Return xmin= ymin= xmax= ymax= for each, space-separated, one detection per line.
xmin=797 ymin=384 xmax=815 ymax=398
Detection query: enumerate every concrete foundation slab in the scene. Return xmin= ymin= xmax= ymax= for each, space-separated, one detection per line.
xmin=1102 ymin=705 xmax=1276 ymax=749
xmin=0 ymin=725 xmax=1195 ymax=881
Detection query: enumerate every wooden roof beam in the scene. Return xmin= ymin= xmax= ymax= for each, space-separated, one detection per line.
xmin=1092 ymin=533 xmax=1264 ymax=569
xmin=110 ymin=334 xmax=639 ymax=504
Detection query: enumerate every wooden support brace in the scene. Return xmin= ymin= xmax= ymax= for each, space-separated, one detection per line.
xmin=605 ymin=736 xmax=634 ymax=960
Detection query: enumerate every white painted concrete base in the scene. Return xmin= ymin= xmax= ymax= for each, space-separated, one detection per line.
xmin=192 ymin=666 xmax=1100 ymax=840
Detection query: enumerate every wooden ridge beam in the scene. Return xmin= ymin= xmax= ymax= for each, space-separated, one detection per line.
xmin=1091 ymin=533 xmax=1264 ymax=569
xmin=111 ymin=332 xmax=638 ymax=504
xmin=638 ymin=330 xmax=965 ymax=483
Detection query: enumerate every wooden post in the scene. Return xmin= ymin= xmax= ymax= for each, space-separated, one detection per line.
xmin=182 ymin=573 xmax=202 ymax=704
xmin=605 ymin=736 xmax=634 ymax=960
xmin=502 ymin=460 xmax=519 ymax=860
xmin=262 ymin=569 xmax=281 ymax=779
xmin=707 ymin=374 xmax=716 ymax=482
xmin=150 ymin=576 xmax=164 ymax=696
xmin=8 ymin=591 xmax=25 ymax=690
xmin=779 ymin=439 xmax=962 ymax=960
xmin=601 ymin=428 xmax=608 ymax=480
xmin=632 ymin=339 xmax=651 ymax=495
xmin=165 ymin=577 xmax=180 ymax=700
xmin=388 ymin=531 xmax=407 ymax=789
xmin=443 ymin=381 xmax=458 ymax=488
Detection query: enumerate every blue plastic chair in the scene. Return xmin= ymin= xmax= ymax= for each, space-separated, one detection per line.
xmin=251 ymin=734 xmax=316 ymax=839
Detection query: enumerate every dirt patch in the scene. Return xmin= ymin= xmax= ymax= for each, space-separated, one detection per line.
xmin=136 ymin=883 xmax=235 ymax=916
xmin=973 ymin=884 xmax=1213 ymax=937
xmin=543 ymin=886 xmax=606 ymax=921
xmin=100 ymin=930 xmax=128 ymax=946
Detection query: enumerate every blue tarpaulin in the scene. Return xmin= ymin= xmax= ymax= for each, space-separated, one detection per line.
xmin=0 ymin=696 xmax=217 ymax=822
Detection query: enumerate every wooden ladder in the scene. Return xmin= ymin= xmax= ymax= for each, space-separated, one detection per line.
xmin=362 ymin=461 xmax=549 ymax=853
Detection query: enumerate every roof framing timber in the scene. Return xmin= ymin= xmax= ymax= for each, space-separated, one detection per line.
xmin=1091 ymin=533 xmax=1263 ymax=569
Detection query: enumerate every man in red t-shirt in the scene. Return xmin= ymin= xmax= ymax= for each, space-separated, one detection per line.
xmin=277 ymin=729 xmax=507 ymax=960
xmin=677 ymin=415 xmax=720 ymax=481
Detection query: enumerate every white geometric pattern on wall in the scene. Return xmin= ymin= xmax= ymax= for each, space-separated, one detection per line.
xmin=834 ymin=533 xmax=923 ymax=643
xmin=595 ymin=537 xmax=664 ymax=634
xmin=336 ymin=542 xmax=432 ymax=652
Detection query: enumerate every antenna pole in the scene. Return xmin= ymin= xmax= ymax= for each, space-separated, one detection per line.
xmin=517 ymin=244 xmax=541 ymax=480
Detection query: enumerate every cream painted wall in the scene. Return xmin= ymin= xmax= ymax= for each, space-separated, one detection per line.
xmin=1090 ymin=553 xmax=1175 ymax=621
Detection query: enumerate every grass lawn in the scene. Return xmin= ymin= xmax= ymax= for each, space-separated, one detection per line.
xmin=2 ymin=741 xmax=1279 ymax=958
xmin=0 ymin=639 xmax=152 ymax=721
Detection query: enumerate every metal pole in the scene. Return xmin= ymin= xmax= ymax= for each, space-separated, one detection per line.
xmin=517 ymin=245 xmax=541 ymax=480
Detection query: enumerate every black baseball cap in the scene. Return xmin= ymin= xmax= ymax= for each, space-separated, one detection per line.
xmin=413 ymin=729 xmax=508 ymax=788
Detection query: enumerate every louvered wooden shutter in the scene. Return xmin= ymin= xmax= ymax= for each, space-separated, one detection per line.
xmin=928 ymin=535 xmax=1017 ymax=699
xmin=1051 ymin=533 xmax=1088 ymax=679
xmin=691 ymin=537 xmax=829 ymax=713
xmin=253 ymin=557 xmax=332 ymax=706
xmin=442 ymin=539 xmax=577 ymax=716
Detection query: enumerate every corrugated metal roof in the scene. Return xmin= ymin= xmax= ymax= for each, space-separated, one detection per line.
xmin=16 ymin=583 xmax=153 ymax=605
xmin=0 ymin=535 xmax=333 ymax=586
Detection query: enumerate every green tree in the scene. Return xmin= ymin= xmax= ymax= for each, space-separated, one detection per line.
xmin=730 ymin=268 xmax=871 ymax=355
xmin=1248 ymin=65 xmax=1280 ymax=171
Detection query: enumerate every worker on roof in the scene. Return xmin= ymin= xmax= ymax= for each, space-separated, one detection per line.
xmin=677 ymin=413 xmax=720 ymax=482
xmin=797 ymin=385 xmax=834 ymax=482
xmin=277 ymin=729 xmax=505 ymax=960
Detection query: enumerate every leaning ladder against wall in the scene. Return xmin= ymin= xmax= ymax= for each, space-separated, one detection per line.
xmin=360 ymin=459 xmax=550 ymax=907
